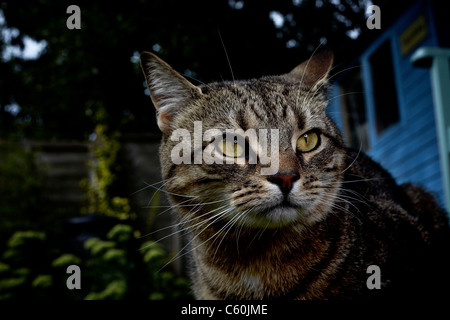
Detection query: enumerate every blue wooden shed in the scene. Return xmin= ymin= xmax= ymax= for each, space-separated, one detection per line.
xmin=328 ymin=0 xmax=450 ymax=213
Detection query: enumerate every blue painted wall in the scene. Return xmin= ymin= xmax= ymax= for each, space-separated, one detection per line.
xmin=328 ymin=0 xmax=445 ymax=206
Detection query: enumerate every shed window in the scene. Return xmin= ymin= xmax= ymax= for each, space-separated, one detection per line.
xmin=369 ymin=40 xmax=400 ymax=134
xmin=339 ymin=68 xmax=369 ymax=151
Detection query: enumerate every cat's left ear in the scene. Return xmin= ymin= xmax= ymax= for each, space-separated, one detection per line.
xmin=285 ymin=50 xmax=334 ymax=91
xmin=140 ymin=52 xmax=202 ymax=134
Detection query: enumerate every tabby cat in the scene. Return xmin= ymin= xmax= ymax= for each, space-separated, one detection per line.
xmin=140 ymin=50 xmax=450 ymax=299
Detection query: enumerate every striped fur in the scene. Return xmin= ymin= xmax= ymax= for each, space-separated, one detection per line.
xmin=140 ymin=51 xmax=450 ymax=299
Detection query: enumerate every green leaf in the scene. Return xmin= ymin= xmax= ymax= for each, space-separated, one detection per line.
xmin=102 ymin=249 xmax=126 ymax=265
xmin=84 ymin=237 xmax=100 ymax=250
xmin=149 ymin=292 xmax=165 ymax=300
xmin=52 ymin=253 xmax=81 ymax=268
xmin=0 ymin=277 xmax=26 ymax=290
xmin=0 ymin=262 xmax=10 ymax=274
xmin=7 ymin=231 xmax=46 ymax=248
xmin=143 ymin=248 xmax=165 ymax=264
xmin=32 ymin=274 xmax=52 ymax=288
xmin=107 ymin=224 xmax=133 ymax=243
xmin=85 ymin=238 xmax=115 ymax=256
xmin=84 ymin=280 xmax=127 ymax=300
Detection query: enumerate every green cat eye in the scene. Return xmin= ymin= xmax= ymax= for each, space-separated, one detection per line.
xmin=296 ymin=131 xmax=319 ymax=153
xmin=218 ymin=138 xmax=244 ymax=158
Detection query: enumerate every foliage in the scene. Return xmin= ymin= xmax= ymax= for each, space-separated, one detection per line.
xmin=0 ymin=143 xmax=43 ymax=244
xmin=0 ymin=224 xmax=191 ymax=300
xmin=0 ymin=231 xmax=56 ymax=299
xmin=83 ymin=224 xmax=190 ymax=300
xmin=81 ymin=124 xmax=136 ymax=221
xmin=0 ymin=128 xmax=190 ymax=300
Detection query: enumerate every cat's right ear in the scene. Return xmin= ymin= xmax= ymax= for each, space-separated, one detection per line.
xmin=285 ymin=50 xmax=334 ymax=91
xmin=140 ymin=52 xmax=202 ymax=134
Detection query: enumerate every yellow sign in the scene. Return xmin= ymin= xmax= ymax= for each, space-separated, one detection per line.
xmin=400 ymin=15 xmax=428 ymax=55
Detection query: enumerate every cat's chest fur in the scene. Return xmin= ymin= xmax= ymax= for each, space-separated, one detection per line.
xmin=190 ymin=216 xmax=349 ymax=299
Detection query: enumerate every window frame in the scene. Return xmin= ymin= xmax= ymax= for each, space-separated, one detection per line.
xmin=360 ymin=34 xmax=406 ymax=148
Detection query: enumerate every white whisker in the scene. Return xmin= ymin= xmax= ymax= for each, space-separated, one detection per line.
xmin=157 ymin=205 xmax=236 ymax=271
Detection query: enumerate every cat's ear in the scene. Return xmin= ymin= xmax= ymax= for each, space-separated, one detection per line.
xmin=285 ymin=50 xmax=334 ymax=91
xmin=140 ymin=52 xmax=202 ymax=133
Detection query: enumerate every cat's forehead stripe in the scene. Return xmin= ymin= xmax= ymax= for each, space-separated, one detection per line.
xmin=236 ymin=109 xmax=250 ymax=132
xmin=226 ymin=81 xmax=307 ymax=129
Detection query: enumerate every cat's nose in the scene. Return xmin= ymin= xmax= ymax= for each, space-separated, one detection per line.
xmin=267 ymin=172 xmax=300 ymax=195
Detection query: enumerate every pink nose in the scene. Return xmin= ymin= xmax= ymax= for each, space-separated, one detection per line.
xmin=268 ymin=173 xmax=300 ymax=195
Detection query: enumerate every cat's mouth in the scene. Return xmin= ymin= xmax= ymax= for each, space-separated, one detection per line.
xmin=233 ymin=199 xmax=306 ymax=228
xmin=253 ymin=206 xmax=305 ymax=228
xmin=227 ymin=191 xmax=309 ymax=228
xmin=279 ymin=197 xmax=297 ymax=208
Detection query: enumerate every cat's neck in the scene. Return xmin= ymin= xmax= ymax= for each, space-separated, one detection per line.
xmin=190 ymin=213 xmax=349 ymax=299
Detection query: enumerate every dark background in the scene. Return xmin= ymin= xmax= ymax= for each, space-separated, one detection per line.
xmin=0 ymin=0 xmax=412 ymax=140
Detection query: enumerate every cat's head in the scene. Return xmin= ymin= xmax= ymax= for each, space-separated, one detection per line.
xmin=141 ymin=51 xmax=346 ymax=229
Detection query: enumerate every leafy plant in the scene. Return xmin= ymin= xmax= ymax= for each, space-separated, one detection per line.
xmin=80 ymin=124 xmax=136 ymax=221
xmin=0 ymin=224 xmax=191 ymax=300
xmin=0 ymin=231 xmax=53 ymax=299
xmin=82 ymin=223 xmax=190 ymax=300
xmin=0 ymin=126 xmax=190 ymax=300
xmin=0 ymin=143 xmax=43 ymax=244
